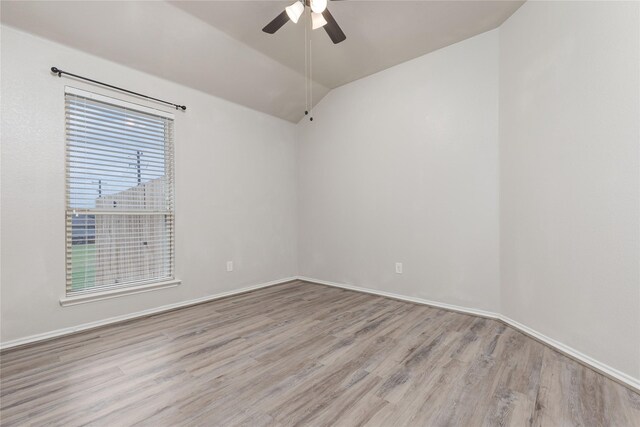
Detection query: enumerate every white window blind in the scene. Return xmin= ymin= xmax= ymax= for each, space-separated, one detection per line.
xmin=65 ymin=88 xmax=175 ymax=296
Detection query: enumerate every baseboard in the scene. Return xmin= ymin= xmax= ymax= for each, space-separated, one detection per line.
xmin=0 ymin=276 xmax=298 ymax=352
xmin=498 ymin=315 xmax=640 ymax=393
xmin=297 ymin=276 xmax=640 ymax=393
xmin=297 ymin=276 xmax=500 ymax=320
xmin=3 ymin=275 xmax=638 ymax=392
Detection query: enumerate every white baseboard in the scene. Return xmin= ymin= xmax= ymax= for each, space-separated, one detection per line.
xmin=297 ymin=276 xmax=500 ymax=320
xmin=3 ymin=275 xmax=638 ymax=393
xmin=498 ymin=315 xmax=640 ymax=392
xmin=297 ymin=276 xmax=640 ymax=393
xmin=0 ymin=276 xmax=297 ymax=351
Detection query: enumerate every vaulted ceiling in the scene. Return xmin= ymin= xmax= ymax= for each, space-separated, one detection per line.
xmin=1 ymin=1 xmax=524 ymax=122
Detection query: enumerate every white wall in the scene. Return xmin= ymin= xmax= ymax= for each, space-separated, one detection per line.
xmin=297 ymin=30 xmax=501 ymax=312
xmin=499 ymin=1 xmax=640 ymax=381
xmin=0 ymin=26 xmax=298 ymax=343
xmin=297 ymin=0 xmax=640 ymax=385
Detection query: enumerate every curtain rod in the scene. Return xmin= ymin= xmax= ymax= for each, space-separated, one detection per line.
xmin=50 ymin=66 xmax=186 ymax=111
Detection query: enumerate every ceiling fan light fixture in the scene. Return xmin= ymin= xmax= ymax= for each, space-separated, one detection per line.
xmin=285 ymin=1 xmax=304 ymax=24
xmin=311 ymin=12 xmax=327 ymax=29
xmin=310 ymin=0 xmax=328 ymax=14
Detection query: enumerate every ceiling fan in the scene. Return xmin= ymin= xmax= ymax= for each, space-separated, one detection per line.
xmin=262 ymin=0 xmax=346 ymax=44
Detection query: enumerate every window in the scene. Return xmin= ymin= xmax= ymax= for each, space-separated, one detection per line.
xmin=65 ymin=87 xmax=175 ymax=298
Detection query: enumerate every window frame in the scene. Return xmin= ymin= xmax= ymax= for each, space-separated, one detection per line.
xmin=60 ymin=87 xmax=179 ymax=306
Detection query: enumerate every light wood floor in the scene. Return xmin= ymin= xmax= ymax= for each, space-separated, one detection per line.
xmin=1 ymin=281 xmax=639 ymax=426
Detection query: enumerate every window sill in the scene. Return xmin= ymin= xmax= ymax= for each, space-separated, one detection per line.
xmin=59 ymin=279 xmax=181 ymax=306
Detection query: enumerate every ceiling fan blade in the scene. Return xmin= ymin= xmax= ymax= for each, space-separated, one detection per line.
xmin=322 ymin=9 xmax=346 ymax=44
xmin=262 ymin=10 xmax=290 ymax=34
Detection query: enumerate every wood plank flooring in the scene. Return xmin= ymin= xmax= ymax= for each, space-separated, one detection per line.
xmin=1 ymin=281 xmax=639 ymax=426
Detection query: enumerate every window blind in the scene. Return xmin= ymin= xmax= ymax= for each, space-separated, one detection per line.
xmin=65 ymin=88 xmax=175 ymax=296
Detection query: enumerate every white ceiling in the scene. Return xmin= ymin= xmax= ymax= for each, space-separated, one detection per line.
xmin=1 ymin=1 xmax=524 ymax=122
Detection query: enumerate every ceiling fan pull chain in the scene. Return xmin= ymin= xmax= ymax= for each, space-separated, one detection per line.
xmin=304 ymin=10 xmax=309 ymax=117
xmin=309 ymin=32 xmax=313 ymax=121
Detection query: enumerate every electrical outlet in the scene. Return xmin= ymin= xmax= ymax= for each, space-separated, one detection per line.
xmin=226 ymin=261 xmax=233 ymax=272
xmin=395 ymin=262 xmax=403 ymax=274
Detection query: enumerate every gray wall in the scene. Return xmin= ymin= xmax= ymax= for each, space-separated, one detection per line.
xmin=499 ymin=0 xmax=640 ymax=381
xmin=297 ymin=30 xmax=501 ymax=312
xmin=297 ymin=1 xmax=640 ymax=383
xmin=1 ymin=26 xmax=298 ymax=343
